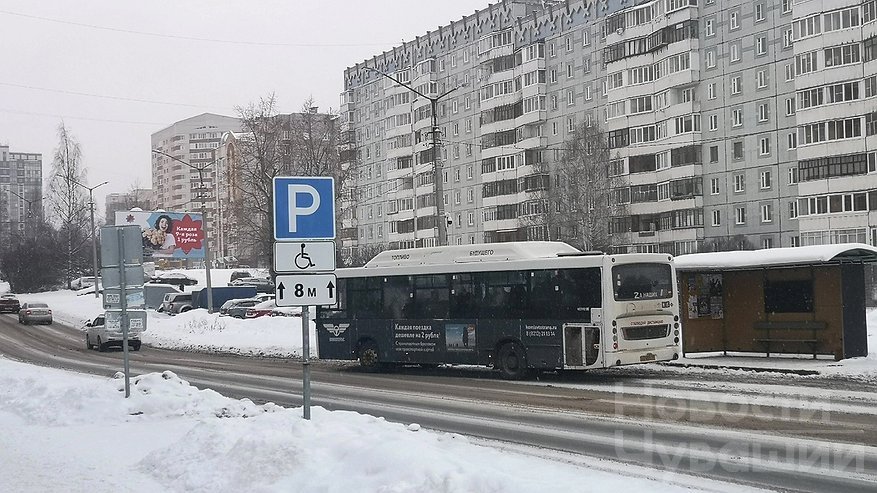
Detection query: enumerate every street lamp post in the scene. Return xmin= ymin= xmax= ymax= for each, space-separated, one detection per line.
xmin=6 ymin=190 xmax=46 ymax=240
xmin=365 ymin=66 xmax=463 ymax=247
xmin=151 ymin=149 xmax=219 ymax=314
xmin=70 ymin=179 xmax=109 ymax=298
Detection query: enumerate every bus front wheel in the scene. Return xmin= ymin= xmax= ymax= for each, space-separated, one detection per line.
xmin=497 ymin=342 xmax=529 ymax=380
xmin=358 ymin=340 xmax=381 ymax=371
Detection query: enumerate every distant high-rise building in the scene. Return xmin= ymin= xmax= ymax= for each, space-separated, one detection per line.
xmin=151 ymin=113 xmax=242 ymax=262
xmin=104 ymin=189 xmax=153 ymax=225
xmin=0 ymin=145 xmax=43 ymax=238
xmin=339 ymin=0 xmax=877 ymax=255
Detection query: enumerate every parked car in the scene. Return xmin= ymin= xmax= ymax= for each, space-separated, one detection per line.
xmin=271 ymin=306 xmax=302 ymax=317
xmin=0 ymin=294 xmax=21 ymax=314
xmin=159 ymin=292 xmax=193 ymax=315
xmin=228 ymin=270 xmax=253 ymax=284
xmin=221 ymin=298 xmax=262 ymax=318
xmin=151 ymin=272 xmax=198 ymax=289
xmin=245 ymin=299 xmax=278 ymax=318
xmin=18 ymin=302 xmax=52 ymax=325
xmin=230 ymin=277 xmax=275 ymax=293
xmin=71 ymin=276 xmax=97 ymax=290
xmin=145 ymin=284 xmax=181 ymax=310
xmin=84 ymin=314 xmax=141 ymax=352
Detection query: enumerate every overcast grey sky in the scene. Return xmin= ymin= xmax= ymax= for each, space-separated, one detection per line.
xmin=0 ymin=0 xmax=484 ymax=212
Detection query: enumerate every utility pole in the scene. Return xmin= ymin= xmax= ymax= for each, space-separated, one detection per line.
xmin=151 ymin=149 xmax=220 ymax=314
xmin=365 ymin=66 xmax=463 ymax=247
xmin=70 ymin=179 xmax=109 ymax=298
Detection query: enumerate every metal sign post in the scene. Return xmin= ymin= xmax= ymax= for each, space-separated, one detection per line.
xmin=100 ymin=225 xmax=145 ymax=399
xmin=273 ymin=177 xmax=336 ymax=421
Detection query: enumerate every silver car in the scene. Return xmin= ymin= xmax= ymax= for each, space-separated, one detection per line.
xmin=84 ymin=314 xmax=141 ymax=352
xmin=18 ymin=302 xmax=53 ymax=325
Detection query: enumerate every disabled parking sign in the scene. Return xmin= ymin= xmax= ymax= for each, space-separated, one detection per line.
xmin=273 ymin=177 xmax=335 ymax=240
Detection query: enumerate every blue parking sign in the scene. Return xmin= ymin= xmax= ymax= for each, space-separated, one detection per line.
xmin=273 ymin=177 xmax=336 ymax=240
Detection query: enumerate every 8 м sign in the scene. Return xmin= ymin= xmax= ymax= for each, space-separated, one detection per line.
xmin=275 ymin=274 xmax=337 ymax=306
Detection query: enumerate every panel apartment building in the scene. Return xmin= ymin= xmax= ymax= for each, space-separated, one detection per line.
xmin=0 ymin=145 xmax=43 ymax=239
xmin=339 ymin=0 xmax=877 ymax=256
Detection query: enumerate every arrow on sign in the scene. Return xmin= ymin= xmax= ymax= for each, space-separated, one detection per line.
xmin=327 ymin=280 xmax=335 ymax=299
xmin=278 ymin=282 xmax=285 ymax=299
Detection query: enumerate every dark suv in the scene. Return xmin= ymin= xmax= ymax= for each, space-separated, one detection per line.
xmin=229 ymin=270 xmax=253 ymax=284
xmin=0 ymin=294 xmax=21 ymax=313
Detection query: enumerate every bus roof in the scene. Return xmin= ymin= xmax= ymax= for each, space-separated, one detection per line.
xmin=363 ymin=242 xmax=582 ymax=269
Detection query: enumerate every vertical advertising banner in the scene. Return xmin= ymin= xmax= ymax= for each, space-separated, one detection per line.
xmin=115 ymin=211 xmax=206 ymax=259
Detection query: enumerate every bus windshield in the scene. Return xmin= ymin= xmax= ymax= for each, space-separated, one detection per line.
xmin=612 ymin=263 xmax=673 ymax=301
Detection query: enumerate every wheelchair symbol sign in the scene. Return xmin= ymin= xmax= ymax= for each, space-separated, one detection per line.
xmin=274 ymin=241 xmax=336 ymax=273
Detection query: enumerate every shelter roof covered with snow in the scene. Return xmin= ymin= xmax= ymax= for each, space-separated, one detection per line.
xmin=675 ymin=243 xmax=877 ymax=271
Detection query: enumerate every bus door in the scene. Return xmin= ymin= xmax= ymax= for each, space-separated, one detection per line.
xmin=562 ymin=323 xmax=602 ymax=367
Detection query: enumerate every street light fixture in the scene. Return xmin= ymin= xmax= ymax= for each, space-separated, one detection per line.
xmin=70 ymin=179 xmax=109 ymax=298
xmin=365 ymin=66 xmax=464 ymax=247
xmin=151 ymin=148 xmax=220 ymax=314
xmin=6 ymin=189 xmax=47 ymax=239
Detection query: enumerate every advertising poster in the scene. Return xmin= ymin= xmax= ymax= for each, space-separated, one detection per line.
xmin=687 ymin=273 xmax=723 ymax=319
xmin=445 ymin=323 xmax=476 ymax=352
xmin=115 ymin=211 xmax=206 ymax=259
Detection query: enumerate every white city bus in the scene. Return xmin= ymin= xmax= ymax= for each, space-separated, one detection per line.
xmin=317 ymin=242 xmax=680 ymax=379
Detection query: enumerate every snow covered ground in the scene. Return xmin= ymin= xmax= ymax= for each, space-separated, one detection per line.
xmin=0 ymin=269 xmax=875 ymax=491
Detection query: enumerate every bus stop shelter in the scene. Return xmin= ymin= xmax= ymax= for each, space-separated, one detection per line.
xmin=674 ymin=243 xmax=877 ymax=360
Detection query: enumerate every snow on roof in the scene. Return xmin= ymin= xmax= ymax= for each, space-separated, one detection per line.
xmin=675 ymin=243 xmax=877 ymax=271
xmin=364 ymin=241 xmax=582 ymax=269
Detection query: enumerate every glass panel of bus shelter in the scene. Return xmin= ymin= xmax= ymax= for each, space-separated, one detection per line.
xmin=612 ymin=263 xmax=673 ymax=301
xmin=450 ymin=274 xmax=478 ymax=318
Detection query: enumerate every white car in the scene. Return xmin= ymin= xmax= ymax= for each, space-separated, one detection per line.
xmin=84 ymin=315 xmax=141 ymax=352
xmin=71 ymin=276 xmax=97 ymax=290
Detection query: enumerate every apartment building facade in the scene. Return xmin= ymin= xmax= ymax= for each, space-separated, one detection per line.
xmin=340 ymin=0 xmax=877 ymax=256
xmin=0 ymin=145 xmax=43 ymax=239
xmin=150 ymin=113 xmax=241 ymax=261
xmin=104 ymin=189 xmax=153 ymax=225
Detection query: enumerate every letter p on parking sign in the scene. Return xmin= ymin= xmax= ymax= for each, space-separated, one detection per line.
xmin=273 ymin=177 xmax=335 ymax=240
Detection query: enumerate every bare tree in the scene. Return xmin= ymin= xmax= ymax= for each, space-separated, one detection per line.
xmin=538 ymin=122 xmax=625 ymax=252
xmin=45 ymin=122 xmax=91 ymax=286
xmin=226 ymin=95 xmax=344 ymax=271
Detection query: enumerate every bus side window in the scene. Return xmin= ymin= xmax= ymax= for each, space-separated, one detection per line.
xmin=450 ymin=274 xmax=477 ymax=319
xmin=383 ymin=276 xmax=410 ymax=319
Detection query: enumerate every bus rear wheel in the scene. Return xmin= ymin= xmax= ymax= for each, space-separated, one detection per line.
xmin=358 ymin=340 xmax=381 ymax=372
xmin=497 ymin=342 xmax=529 ymax=380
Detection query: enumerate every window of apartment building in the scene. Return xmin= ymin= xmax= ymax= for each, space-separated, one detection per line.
xmin=710 ymin=177 xmax=720 ymax=195
xmin=761 ymin=204 xmax=773 ymax=223
xmin=549 ymin=69 xmax=558 ymax=83
xmin=733 ymin=141 xmax=744 ymax=160
xmin=731 ymin=76 xmax=742 ymax=94
xmin=552 ymin=122 xmax=558 ymax=135
xmin=454 ymin=191 xmax=461 ymax=204
xmin=783 ymin=29 xmax=793 ymax=49
xmin=566 ymin=36 xmax=573 ymax=52
xmin=709 ymin=114 xmax=718 ymax=131
xmin=549 ymin=42 xmax=556 ymax=57
xmin=582 ymin=29 xmax=591 ymax=46
xmin=866 ymin=36 xmax=877 ymax=62
xmin=465 ymin=96 xmax=471 ymax=110
xmin=630 ymin=95 xmax=653 ymax=114
xmin=824 ymin=44 xmax=860 ymax=68
xmin=786 ymin=97 xmax=796 ymax=116
xmin=467 ymin=165 xmax=473 ymax=179
xmin=468 ymin=213 xmax=474 ymax=226
xmin=735 ymin=206 xmax=747 ymax=225
xmin=827 ymin=81 xmax=860 ymax=104
xmin=761 ymin=169 xmax=772 ymax=188
xmin=566 ymin=89 xmax=575 ymax=106
xmin=585 ymin=85 xmax=592 ymax=101
xmin=467 ymin=188 xmax=474 ymax=203
xmin=758 ymin=102 xmax=770 ymax=122
xmin=705 ymin=18 xmax=715 ymax=37
xmin=712 ymin=210 xmax=721 ymax=227
xmin=453 ymin=123 xmax=459 ymax=136
xmin=710 ymin=145 xmax=719 ymax=163
xmin=731 ymin=42 xmax=741 ymax=62
xmin=755 ymin=3 xmax=765 ymax=22
xmin=824 ymin=7 xmax=861 ymax=32
xmin=785 ymin=63 xmax=795 ymax=81
xmin=732 ymin=108 xmax=744 ymax=127
xmin=452 ymin=100 xmax=458 ymax=113
xmin=567 ymin=63 xmax=574 ymax=78
xmin=762 ymin=237 xmax=773 ymax=249
xmin=707 ymin=83 xmax=716 ymax=100
xmin=730 ymin=10 xmax=740 ymax=30
xmin=795 ymin=51 xmax=818 ymax=75
xmin=760 ymin=137 xmax=772 ymax=156
xmin=788 ymin=131 xmax=798 ymax=149
xmin=654 ymin=90 xmax=669 ymax=109
xmin=789 ymin=201 xmax=799 ymax=219
xmin=789 ymin=167 xmax=799 ymax=184
xmin=756 ymin=70 xmax=767 ymax=88
xmin=793 ymin=15 xmax=821 ymax=40
xmin=756 ymin=36 xmax=767 ymax=56
xmin=465 ymin=118 xmax=472 ymax=133
xmin=551 ymin=95 xmax=558 ymax=110
xmin=706 ymin=50 xmax=716 ymax=68
xmin=734 ymin=173 xmax=746 ymax=192
xmin=567 ymin=117 xmax=576 ymax=132
xmin=866 ymin=76 xmax=877 ymax=98
xmin=782 ymin=0 xmax=791 ymax=15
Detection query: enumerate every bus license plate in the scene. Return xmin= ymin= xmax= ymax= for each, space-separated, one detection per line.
xmin=640 ymin=353 xmax=656 ymax=362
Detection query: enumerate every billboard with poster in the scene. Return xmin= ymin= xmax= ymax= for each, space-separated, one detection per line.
xmin=115 ymin=210 xmax=205 ymax=259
